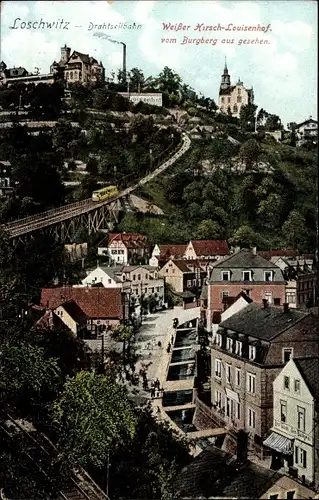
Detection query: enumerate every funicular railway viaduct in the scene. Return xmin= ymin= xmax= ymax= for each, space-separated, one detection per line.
xmin=1 ymin=132 xmax=191 ymax=245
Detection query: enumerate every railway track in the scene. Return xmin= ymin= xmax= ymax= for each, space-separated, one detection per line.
xmin=1 ymin=132 xmax=191 ymax=239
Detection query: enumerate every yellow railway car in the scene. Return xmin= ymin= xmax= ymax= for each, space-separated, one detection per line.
xmin=92 ymin=185 xmax=119 ymax=202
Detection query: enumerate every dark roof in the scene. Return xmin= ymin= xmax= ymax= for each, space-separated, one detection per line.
xmin=158 ymin=244 xmax=187 ymax=259
xmin=173 ymin=445 xmax=281 ymax=499
xmin=219 ymin=85 xmax=236 ymax=95
xmin=6 ymin=67 xmax=28 ymax=78
xmin=59 ymin=300 xmax=87 ymax=325
xmin=190 ymin=239 xmax=229 ymax=256
xmin=213 ymin=249 xmax=279 ymax=268
xmin=296 ymin=118 xmax=317 ymax=128
xmin=294 ymin=357 xmax=319 ymax=401
xmin=219 ymin=302 xmax=308 ymax=341
xmin=41 ymin=287 xmax=124 ymax=319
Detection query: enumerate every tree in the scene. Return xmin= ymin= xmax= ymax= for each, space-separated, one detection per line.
xmin=239 ymin=103 xmax=257 ymax=131
xmin=53 ymin=371 xmax=136 ymax=469
xmin=129 ymin=68 xmax=145 ymax=92
xmin=229 ymin=225 xmax=259 ymax=248
xmin=239 ymin=139 xmax=261 ymax=170
xmin=155 ymin=67 xmax=182 ymax=96
xmin=282 ymin=210 xmax=307 ymax=250
xmin=195 ymin=220 xmax=223 ymax=240
xmin=265 ymin=113 xmax=283 ymax=131
xmin=257 ymin=193 xmax=283 ymax=228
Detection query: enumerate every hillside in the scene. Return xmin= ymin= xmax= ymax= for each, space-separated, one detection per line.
xmin=120 ymin=129 xmax=317 ymax=253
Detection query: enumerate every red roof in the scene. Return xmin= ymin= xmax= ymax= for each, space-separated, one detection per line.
xmin=109 ymin=233 xmax=146 ymax=243
xmin=257 ymin=249 xmax=298 ymax=260
xmin=159 ymin=244 xmax=187 ymax=259
xmin=190 ymin=240 xmax=229 ymax=256
xmin=41 ymin=287 xmax=124 ymax=320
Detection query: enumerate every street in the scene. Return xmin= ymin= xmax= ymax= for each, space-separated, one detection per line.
xmin=128 ymin=306 xmax=200 ymax=404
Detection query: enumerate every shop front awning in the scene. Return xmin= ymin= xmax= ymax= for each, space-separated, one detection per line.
xmin=263 ymin=432 xmax=294 ymax=455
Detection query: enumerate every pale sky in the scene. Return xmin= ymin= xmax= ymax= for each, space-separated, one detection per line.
xmin=1 ymin=0 xmax=317 ymax=125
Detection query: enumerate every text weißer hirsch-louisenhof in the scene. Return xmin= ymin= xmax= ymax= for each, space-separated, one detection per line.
xmin=163 ymin=22 xmax=272 ymax=33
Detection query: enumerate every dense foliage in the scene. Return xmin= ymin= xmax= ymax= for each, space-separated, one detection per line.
xmin=121 ymin=134 xmax=317 ymax=253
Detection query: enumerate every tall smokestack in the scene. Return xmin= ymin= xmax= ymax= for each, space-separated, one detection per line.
xmin=122 ymin=42 xmax=126 ymax=80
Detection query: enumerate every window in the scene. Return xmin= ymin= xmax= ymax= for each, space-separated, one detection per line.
xmin=215 ymin=333 xmax=222 ymax=347
xmin=264 ymin=271 xmax=273 ymax=282
xmin=236 ymin=402 xmax=241 ymax=420
xmin=264 ymin=292 xmax=273 ymax=304
xmin=133 ymin=275 xmax=136 ymax=281
xmin=235 ymin=367 xmax=241 ymax=386
xmin=274 ymin=298 xmax=281 ymax=306
xmin=286 ymin=491 xmax=295 ymax=499
xmin=242 ymin=271 xmax=252 ymax=281
xmin=215 ymin=359 xmax=222 ymax=378
xmin=248 ymin=408 xmax=256 ymax=428
xmin=283 ymin=348 xmax=293 ymax=364
xmin=238 ymin=88 xmax=241 ymax=95
xmin=295 ymin=446 xmax=307 ymax=468
xmin=221 ymin=271 xmax=230 ymax=281
xmin=269 ymin=495 xmax=278 ymax=500
xmin=235 ymin=340 xmax=242 ymax=356
xmin=221 ymin=290 xmax=230 ymax=299
xmin=137 ymin=274 xmax=141 ymax=280
xmin=227 ymin=97 xmax=231 ymax=103
xmin=193 ymin=279 xmax=197 ymax=286
xmin=215 ymin=390 xmax=223 ymax=408
xmin=108 ymin=279 xmax=111 ymax=284
xmin=187 ymin=280 xmax=192 ymax=287
xmin=286 ymin=293 xmax=296 ymax=304
xmin=280 ymin=400 xmax=287 ymax=422
xmin=249 ymin=345 xmax=256 ymax=360
xmin=226 ymin=364 xmax=231 ymax=384
xmin=284 ymin=376 xmax=290 ymax=390
xmin=237 ymin=95 xmax=242 ymax=103
xmin=145 ymin=274 xmax=149 ymax=280
xmin=294 ymin=379 xmax=300 ymax=393
xmin=221 ymin=97 xmax=225 ymax=103
xmin=297 ymin=406 xmax=305 ymax=432
xmin=226 ymin=337 xmax=233 ymax=352
xmin=233 ymin=104 xmax=238 ymax=113
xmin=70 ymin=71 xmax=73 ymax=79
xmin=247 ymin=373 xmax=256 ymax=394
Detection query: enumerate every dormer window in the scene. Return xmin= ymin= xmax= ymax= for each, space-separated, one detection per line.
xmin=221 ymin=271 xmax=230 ymax=281
xmin=248 ymin=345 xmax=256 ymax=360
xmin=226 ymin=337 xmax=233 ymax=352
xmin=242 ymin=270 xmax=252 ymax=281
xmin=235 ymin=340 xmax=242 ymax=356
xmin=215 ymin=333 xmax=222 ymax=347
xmin=264 ymin=271 xmax=273 ymax=282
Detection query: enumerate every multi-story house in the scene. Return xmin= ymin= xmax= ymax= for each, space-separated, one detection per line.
xmin=263 ymin=357 xmax=319 ymax=490
xmin=41 ymin=287 xmax=129 ymax=331
xmin=50 ymin=44 xmax=105 ymax=87
xmin=159 ymin=259 xmax=208 ymax=295
xmin=81 ymin=264 xmax=164 ymax=310
xmin=0 ymin=160 xmax=14 ymax=198
xmin=149 ymin=244 xmax=187 ymax=267
xmin=184 ymin=240 xmax=229 ymax=260
xmin=98 ymin=233 xmax=150 ymax=265
xmin=210 ymin=301 xmax=319 ymax=458
xmin=294 ymin=117 xmax=318 ymax=146
xmin=36 ymin=300 xmax=88 ymax=338
xmin=206 ymin=249 xmax=286 ymax=332
xmin=218 ymin=61 xmax=254 ymax=118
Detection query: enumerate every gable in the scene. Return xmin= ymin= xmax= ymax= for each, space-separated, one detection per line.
xmin=273 ymin=359 xmax=313 ymax=402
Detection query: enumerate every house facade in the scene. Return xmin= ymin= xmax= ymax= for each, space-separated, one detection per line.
xmin=207 ymin=249 xmax=286 ymax=332
xmin=98 ymin=233 xmax=149 ymax=265
xmin=263 ymin=357 xmax=319 ymax=490
xmin=41 ymin=287 xmax=129 ymax=330
xmin=159 ymin=259 xmax=207 ymax=295
xmin=149 ymin=244 xmax=187 ymax=267
xmin=218 ymin=61 xmax=254 ymax=118
xmin=210 ymin=302 xmax=319 ymax=458
xmin=81 ymin=265 xmax=164 ymax=310
xmin=184 ymin=239 xmax=229 ymax=260
xmin=50 ymin=45 xmax=105 ymax=87
xmin=294 ymin=118 xmax=318 ymax=146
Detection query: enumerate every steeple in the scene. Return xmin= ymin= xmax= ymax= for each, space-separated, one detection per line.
xmin=220 ymin=58 xmax=231 ymax=92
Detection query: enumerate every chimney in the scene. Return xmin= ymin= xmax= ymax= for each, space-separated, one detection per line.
xmin=262 ymin=299 xmax=268 ymax=308
xmin=283 ymin=302 xmax=289 ymax=313
xmin=252 ymin=246 xmax=257 ymax=255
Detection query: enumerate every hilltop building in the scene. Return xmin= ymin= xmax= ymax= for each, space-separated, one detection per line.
xmin=218 ymin=59 xmax=254 ymax=118
xmin=50 ymin=44 xmax=105 ymax=87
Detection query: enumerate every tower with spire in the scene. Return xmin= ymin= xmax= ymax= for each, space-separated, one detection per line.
xmin=218 ymin=59 xmax=254 ymax=118
xmin=220 ymin=58 xmax=231 ymax=91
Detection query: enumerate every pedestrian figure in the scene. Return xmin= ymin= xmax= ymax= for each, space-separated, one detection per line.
xmin=167 ymin=342 xmax=171 ymax=353
xmin=156 ymin=391 xmax=160 ymax=398
xmin=155 ymin=378 xmax=160 ymax=389
xmin=151 ymin=387 xmax=155 ymax=398
xmin=158 ymin=340 xmax=162 ymax=348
